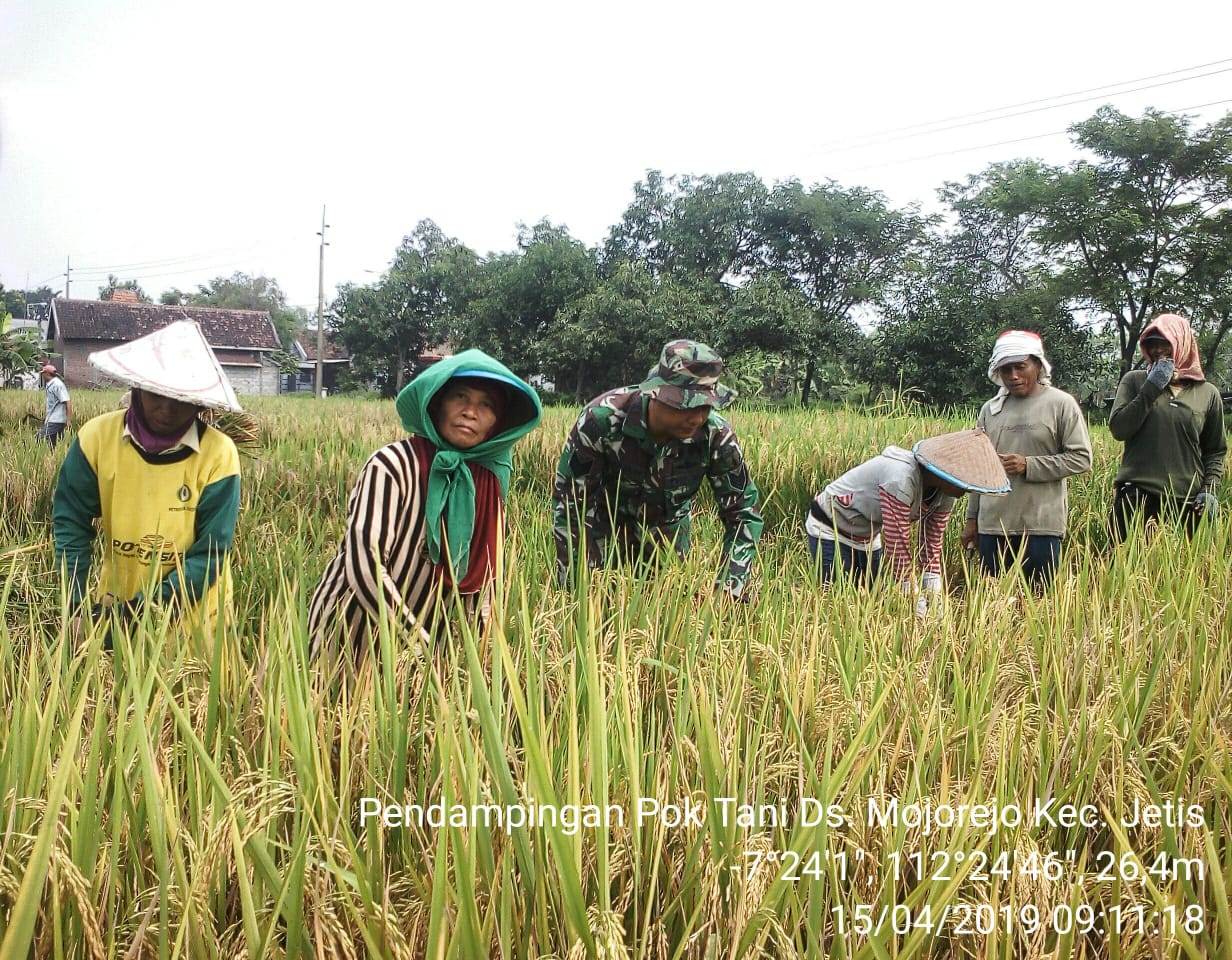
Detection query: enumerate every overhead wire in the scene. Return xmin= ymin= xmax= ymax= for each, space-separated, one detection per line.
xmin=807 ymin=66 xmax=1232 ymax=158
xmin=831 ymin=97 xmax=1232 ymax=176
xmin=809 ymin=56 xmax=1232 ymax=151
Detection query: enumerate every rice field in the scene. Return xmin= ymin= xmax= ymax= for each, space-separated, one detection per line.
xmin=1 ymin=390 xmax=1229 ymax=959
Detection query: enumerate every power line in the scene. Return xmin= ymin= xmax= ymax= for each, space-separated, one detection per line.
xmin=68 ymin=243 xmax=273 ymax=277
xmin=808 ymin=66 xmax=1232 ymax=159
xmin=810 ymin=57 xmax=1232 ymax=152
xmin=832 ymin=97 xmax=1232 ymax=176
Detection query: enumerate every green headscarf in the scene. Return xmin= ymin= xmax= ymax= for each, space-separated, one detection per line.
xmin=394 ymin=349 xmax=543 ymax=580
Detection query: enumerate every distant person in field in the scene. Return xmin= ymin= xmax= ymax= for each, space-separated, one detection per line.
xmin=1107 ymin=314 xmax=1225 ymax=542
xmin=805 ymin=430 xmax=1010 ymax=615
xmin=959 ymin=331 xmax=1092 ymax=588
xmin=308 ymin=350 xmax=542 ymax=656
xmin=39 ymin=363 xmax=71 ymax=446
xmin=52 ymin=321 xmax=242 ymax=633
xmin=552 ymin=339 xmax=763 ymax=603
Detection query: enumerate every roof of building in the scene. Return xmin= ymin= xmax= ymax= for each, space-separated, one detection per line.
xmin=298 ymin=329 xmax=351 ymax=362
xmin=49 ymin=298 xmax=280 ymax=351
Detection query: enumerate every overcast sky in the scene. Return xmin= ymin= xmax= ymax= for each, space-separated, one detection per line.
xmin=3 ymin=0 xmax=1230 ymax=311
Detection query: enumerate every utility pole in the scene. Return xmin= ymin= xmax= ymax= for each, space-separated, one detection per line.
xmin=315 ymin=207 xmax=329 ymax=398
xmin=64 ymin=256 xmax=71 ymax=299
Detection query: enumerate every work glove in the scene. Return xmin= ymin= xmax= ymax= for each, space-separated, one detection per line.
xmin=910 ymin=573 xmax=944 ymax=618
xmin=1145 ymin=358 xmax=1175 ymax=390
xmin=919 ymin=572 xmax=943 ymax=618
xmin=719 ymin=581 xmax=752 ymax=605
xmin=1193 ymin=491 xmax=1220 ymax=517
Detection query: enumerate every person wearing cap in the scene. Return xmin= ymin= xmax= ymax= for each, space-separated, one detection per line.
xmin=39 ymin=363 xmax=71 ymax=447
xmin=308 ymin=349 xmax=542 ymax=655
xmin=805 ymin=430 xmax=1010 ymax=614
xmin=52 ymin=321 xmax=243 ymax=629
xmin=1108 ymin=313 xmax=1225 ymax=541
xmin=552 ymin=339 xmax=763 ymax=601
xmin=959 ymin=331 xmax=1092 ymax=587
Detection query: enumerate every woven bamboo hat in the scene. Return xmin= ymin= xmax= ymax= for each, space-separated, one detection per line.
xmin=913 ymin=428 xmax=1011 ymax=494
xmin=88 ymin=320 xmax=243 ymax=413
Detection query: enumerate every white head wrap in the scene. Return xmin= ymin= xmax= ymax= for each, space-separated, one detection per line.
xmin=987 ymin=330 xmax=1051 ymax=415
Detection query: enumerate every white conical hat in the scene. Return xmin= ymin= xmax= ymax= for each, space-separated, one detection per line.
xmin=88 ymin=320 xmax=243 ymax=413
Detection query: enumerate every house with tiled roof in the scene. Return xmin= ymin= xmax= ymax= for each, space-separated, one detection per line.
xmin=47 ymin=294 xmax=283 ymax=394
xmin=287 ymin=329 xmax=353 ymax=393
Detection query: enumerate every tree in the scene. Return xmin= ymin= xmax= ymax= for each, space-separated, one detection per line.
xmin=98 ymin=275 xmax=150 ymax=302
xmin=0 ymin=284 xmax=56 ymax=328
xmin=188 ymin=272 xmax=303 ymax=348
xmin=604 ymin=170 xmax=768 ymax=286
xmin=1177 ymin=220 xmax=1232 ymax=382
xmin=0 ymin=312 xmax=42 ymax=385
xmin=540 ymin=261 xmax=719 ymax=399
xmin=991 ymin=106 xmax=1232 ymax=374
xmin=710 ymin=275 xmax=813 ymax=400
xmin=450 ymin=220 xmax=597 ymax=379
xmin=868 ymin=166 xmax=1105 ymax=406
xmin=757 ymin=179 xmax=928 ymax=403
xmin=159 ymin=288 xmax=190 ymax=306
xmin=333 ymin=221 xmax=477 ymax=395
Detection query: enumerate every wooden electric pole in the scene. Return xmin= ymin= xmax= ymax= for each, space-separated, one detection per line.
xmin=315 ymin=207 xmax=329 ymax=398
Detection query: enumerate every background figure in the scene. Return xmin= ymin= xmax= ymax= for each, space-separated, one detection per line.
xmin=1107 ymin=314 xmax=1225 ymax=542
xmin=806 ymin=429 xmax=1010 ymax=614
xmin=39 ymin=363 xmax=71 ymax=446
xmin=553 ymin=339 xmax=763 ymax=602
xmin=52 ymin=322 xmax=242 ymax=633
xmin=961 ymin=331 xmax=1092 ymax=588
xmin=308 ymin=350 xmax=542 ymax=657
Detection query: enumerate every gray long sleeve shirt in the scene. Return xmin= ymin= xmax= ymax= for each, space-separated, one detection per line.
xmin=967 ymin=386 xmax=1092 ymax=537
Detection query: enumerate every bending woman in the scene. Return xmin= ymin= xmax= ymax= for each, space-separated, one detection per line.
xmin=1108 ymin=314 xmax=1225 ymax=541
xmin=308 ymin=350 xmax=542 ymax=655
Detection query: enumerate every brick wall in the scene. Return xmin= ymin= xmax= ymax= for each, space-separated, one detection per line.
xmin=60 ymin=339 xmax=127 ymax=387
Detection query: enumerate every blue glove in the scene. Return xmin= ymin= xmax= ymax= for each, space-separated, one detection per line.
xmin=1145 ymin=358 xmax=1175 ymax=390
xmin=1194 ymin=491 xmax=1219 ymax=517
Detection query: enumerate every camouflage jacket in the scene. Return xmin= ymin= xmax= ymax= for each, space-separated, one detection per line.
xmin=552 ymin=385 xmax=763 ymax=594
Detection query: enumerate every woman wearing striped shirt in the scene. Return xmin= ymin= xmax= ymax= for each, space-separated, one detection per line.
xmin=804 ymin=430 xmax=1010 ymax=615
xmin=308 ymin=350 xmax=542 ymax=656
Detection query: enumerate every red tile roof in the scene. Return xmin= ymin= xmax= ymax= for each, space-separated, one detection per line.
xmin=50 ymin=298 xmax=279 ymax=350
xmin=298 ymin=329 xmax=350 ymax=362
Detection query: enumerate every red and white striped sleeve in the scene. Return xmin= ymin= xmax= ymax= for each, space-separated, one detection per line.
xmin=916 ymin=506 xmax=953 ymax=575
xmin=878 ymin=486 xmax=915 ymax=583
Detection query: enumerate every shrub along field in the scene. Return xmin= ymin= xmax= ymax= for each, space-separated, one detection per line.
xmin=1 ymin=391 xmax=1229 ymax=959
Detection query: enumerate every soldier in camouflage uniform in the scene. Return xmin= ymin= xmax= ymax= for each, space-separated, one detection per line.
xmin=552 ymin=340 xmax=764 ymax=600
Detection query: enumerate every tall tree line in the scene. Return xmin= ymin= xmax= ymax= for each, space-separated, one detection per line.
xmin=10 ymin=105 xmax=1224 ymax=404
xmin=331 ymin=107 xmax=1232 ymax=403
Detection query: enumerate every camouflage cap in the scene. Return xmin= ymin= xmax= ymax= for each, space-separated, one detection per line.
xmin=638 ymin=339 xmax=735 ymax=410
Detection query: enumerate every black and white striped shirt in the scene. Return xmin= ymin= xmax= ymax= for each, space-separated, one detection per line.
xmin=308 ymin=439 xmax=491 ymax=655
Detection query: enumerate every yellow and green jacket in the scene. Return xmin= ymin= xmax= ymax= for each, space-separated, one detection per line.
xmin=53 ymin=410 xmax=241 ymax=626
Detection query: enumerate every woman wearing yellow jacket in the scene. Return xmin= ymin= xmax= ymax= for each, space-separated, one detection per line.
xmin=52 ymin=320 xmax=242 ymax=630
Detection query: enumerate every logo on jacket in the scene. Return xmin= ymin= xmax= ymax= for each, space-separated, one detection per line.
xmin=177 ymin=484 xmax=191 ymax=502
xmin=112 ymin=534 xmax=180 ymax=564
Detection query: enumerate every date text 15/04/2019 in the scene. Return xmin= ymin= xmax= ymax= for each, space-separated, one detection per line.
xmin=738 ymin=848 xmax=1206 ymax=886
xmin=831 ymin=903 xmax=1206 ymax=938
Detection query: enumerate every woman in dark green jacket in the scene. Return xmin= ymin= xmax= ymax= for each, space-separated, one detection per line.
xmin=1108 ymin=313 xmax=1225 ymax=541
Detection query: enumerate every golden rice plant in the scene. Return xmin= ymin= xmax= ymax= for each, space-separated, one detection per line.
xmin=0 ymin=389 xmax=1228 ymax=959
